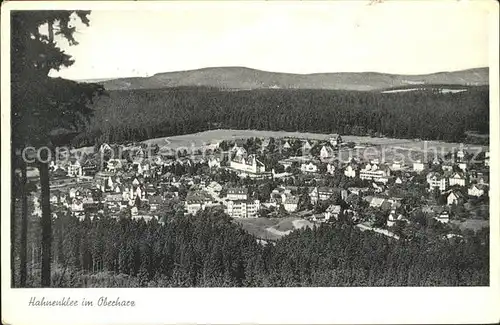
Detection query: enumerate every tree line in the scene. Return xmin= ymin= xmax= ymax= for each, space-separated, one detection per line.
xmin=72 ymin=85 xmax=489 ymax=147
xmin=18 ymin=208 xmax=489 ymax=288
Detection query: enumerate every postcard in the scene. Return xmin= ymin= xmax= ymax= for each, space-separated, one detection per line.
xmin=1 ymin=1 xmax=499 ymax=324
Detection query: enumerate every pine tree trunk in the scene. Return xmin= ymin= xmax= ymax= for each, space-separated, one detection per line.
xmin=20 ymin=160 xmax=28 ymax=287
xmin=39 ymin=161 xmax=52 ymax=287
xmin=11 ymin=159 xmax=17 ymax=287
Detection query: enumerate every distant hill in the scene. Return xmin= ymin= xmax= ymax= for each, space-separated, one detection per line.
xmin=91 ymin=66 xmax=489 ymax=91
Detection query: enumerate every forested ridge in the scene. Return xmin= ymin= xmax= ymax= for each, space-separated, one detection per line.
xmin=20 ymin=208 xmax=489 ymax=287
xmin=73 ymin=85 xmax=489 ymax=147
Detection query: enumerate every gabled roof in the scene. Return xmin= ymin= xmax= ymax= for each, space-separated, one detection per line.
xmin=227 ymin=187 xmax=248 ymax=195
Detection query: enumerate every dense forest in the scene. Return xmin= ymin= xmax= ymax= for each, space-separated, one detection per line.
xmin=18 ymin=208 xmax=489 ymax=287
xmin=72 ymin=85 xmax=489 ymax=147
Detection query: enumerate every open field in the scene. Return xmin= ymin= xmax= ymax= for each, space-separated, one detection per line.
xmin=71 ymin=129 xmax=488 ymax=165
xmin=234 ymin=217 xmax=314 ymax=240
xmin=143 ymin=129 xmax=488 ymax=163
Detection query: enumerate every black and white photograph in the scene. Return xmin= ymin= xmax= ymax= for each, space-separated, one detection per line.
xmin=2 ymin=0 xmax=499 ymax=323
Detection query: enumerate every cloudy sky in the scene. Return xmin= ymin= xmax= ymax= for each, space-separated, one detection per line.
xmin=48 ymin=0 xmax=491 ymax=80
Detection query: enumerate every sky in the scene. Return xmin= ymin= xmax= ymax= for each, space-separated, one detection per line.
xmin=48 ymin=0 xmax=492 ymax=80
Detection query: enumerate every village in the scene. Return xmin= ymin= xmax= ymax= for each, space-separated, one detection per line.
xmin=30 ymin=134 xmax=490 ymax=240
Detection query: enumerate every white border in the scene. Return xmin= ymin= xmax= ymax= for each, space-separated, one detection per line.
xmin=2 ymin=1 xmax=499 ymax=324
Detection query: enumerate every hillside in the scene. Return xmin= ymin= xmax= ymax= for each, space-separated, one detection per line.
xmin=70 ymin=85 xmax=489 ymax=147
xmin=93 ymin=66 xmax=489 ymax=91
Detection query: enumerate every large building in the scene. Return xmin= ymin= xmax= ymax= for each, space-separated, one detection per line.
xmin=309 ymin=187 xmax=341 ymax=205
xmin=184 ymin=191 xmax=216 ymax=215
xmin=225 ymin=199 xmax=261 ymax=218
xmin=427 ymin=172 xmax=448 ymax=192
xmin=359 ymin=163 xmax=390 ymax=183
xmin=224 ymin=187 xmax=260 ymax=218
xmin=226 ymin=187 xmax=248 ymax=201
xmin=230 ymin=154 xmax=266 ymax=174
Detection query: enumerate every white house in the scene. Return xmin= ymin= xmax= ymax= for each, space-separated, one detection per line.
xmin=71 ymin=199 xmax=84 ymax=214
xmin=208 ymin=157 xmax=221 ymax=169
xmin=227 ymin=187 xmax=249 ymax=201
xmin=468 ymin=184 xmax=486 ymax=197
xmin=67 ymin=160 xmax=82 ymax=177
xmin=327 ymin=163 xmax=336 ymax=175
xmin=300 ymin=162 xmax=318 ymax=173
xmin=320 ymin=145 xmax=335 ymax=160
xmin=283 ymin=195 xmax=299 ymax=212
xmin=427 ymin=173 xmax=448 ymax=192
xmin=230 ymin=154 xmax=266 ymax=174
xmin=391 ymin=161 xmax=402 ymax=171
xmin=413 ymin=160 xmax=425 ymax=173
xmin=359 ymin=163 xmax=390 ymax=182
xmin=185 ymin=191 xmax=216 ymax=215
xmin=324 ymin=204 xmax=342 ymax=221
xmin=441 ymin=164 xmax=453 ymax=172
xmin=344 ymin=165 xmax=356 ymax=178
xmin=435 ymin=211 xmax=450 ymax=223
xmin=448 ymin=172 xmax=466 ymax=187
xmin=387 ymin=210 xmax=405 ymax=227
xmin=447 ymin=191 xmax=464 ymax=206
xmin=225 ymin=200 xmax=260 ymax=218
xmin=328 ymin=134 xmax=342 ymax=147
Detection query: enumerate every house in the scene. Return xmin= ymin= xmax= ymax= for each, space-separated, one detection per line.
xmin=208 ymin=157 xmax=221 ymax=169
xmin=468 ymin=184 xmax=487 ymax=197
xmin=328 ymin=134 xmax=342 ymax=147
xmin=447 ymin=191 xmax=464 ymax=206
xmin=441 ymin=164 xmax=453 ymax=172
xmin=456 ymin=149 xmax=466 ymax=162
xmin=395 ymin=177 xmax=403 ymax=185
xmin=387 ymin=210 xmax=405 ymax=227
xmin=225 ymin=199 xmax=260 ymax=218
xmin=391 ymin=161 xmax=403 ymax=171
xmin=99 ymin=143 xmax=112 ymax=154
xmin=230 ymin=154 xmax=266 ymax=174
xmin=82 ymin=159 xmax=98 ymax=176
xmin=320 ymin=145 xmax=335 ymax=160
xmin=448 ymin=172 xmax=467 ymax=187
xmin=324 ymin=204 xmax=342 ymax=221
xmin=71 ymin=199 xmax=84 ymax=215
xmin=185 ymin=191 xmax=216 ymax=215
xmin=300 ymin=161 xmax=318 ymax=173
xmin=302 ymin=141 xmax=312 ymax=154
xmin=435 ymin=211 xmax=450 ymax=223
xmin=413 ymin=160 xmax=425 ymax=173
xmin=260 ymin=138 xmax=270 ymax=150
xmin=427 ymin=172 xmax=448 ymax=192
xmin=67 ymin=160 xmax=82 ymax=177
xmin=231 ymin=145 xmax=247 ymax=158
xmin=344 ymin=165 xmax=356 ymax=178
xmin=485 ymin=151 xmax=490 ymax=167
xmin=283 ymin=195 xmax=299 ymax=212
xmin=326 ymin=163 xmax=336 ymax=175
xmin=458 ymin=162 xmax=468 ymax=172
xmin=227 ymin=187 xmax=249 ymax=201
xmin=359 ymin=163 xmax=390 ymax=183
xmin=309 ymin=187 xmax=340 ymax=205
xmin=107 ymin=159 xmax=123 ymax=173
xmin=283 ymin=141 xmax=291 ymax=150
